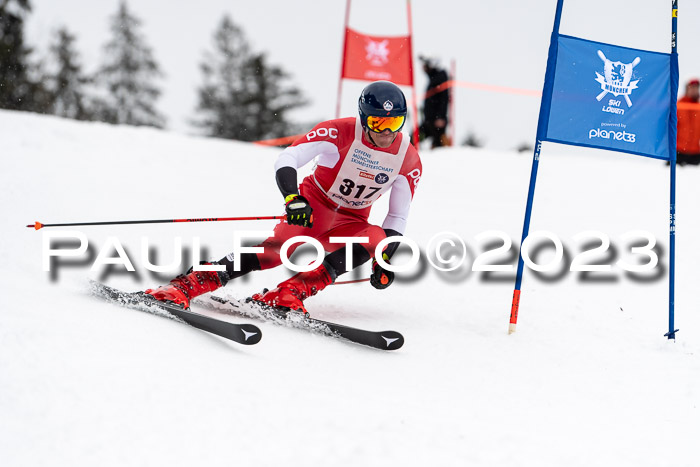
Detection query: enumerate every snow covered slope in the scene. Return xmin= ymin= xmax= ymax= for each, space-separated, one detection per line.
xmin=2 ymin=109 xmax=699 ymax=467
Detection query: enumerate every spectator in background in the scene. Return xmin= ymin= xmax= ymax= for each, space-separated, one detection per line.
xmin=676 ymin=78 xmax=700 ymax=166
xmin=417 ymin=56 xmax=450 ymax=148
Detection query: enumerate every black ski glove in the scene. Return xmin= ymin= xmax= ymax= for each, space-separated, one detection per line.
xmin=285 ymin=194 xmax=313 ymax=228
xmin=370 ymin=254 xmax=394 ymax=290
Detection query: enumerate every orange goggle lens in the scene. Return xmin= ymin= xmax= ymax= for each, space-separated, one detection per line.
xmin=366 ymin=115 xmax=405 ymax=133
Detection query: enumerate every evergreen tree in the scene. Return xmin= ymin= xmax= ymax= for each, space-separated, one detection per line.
xmin=97 ymin=0 xmax=165 ymax=127
xmin=194 ymin=14 xmax=251 ymax=139
xmin=462 ymin=130 xmax=484 ymax=148
xmin=244 ymin=52 xmax=305 ymax=141
xmin=0 ymin=0 xmax=49 ymax=112
xmin=194 ymin=14 xmax=305 ymax=141
xmin=46 ymin=26 xmax=93 ymax=120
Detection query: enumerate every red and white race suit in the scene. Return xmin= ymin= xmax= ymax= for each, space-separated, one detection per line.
xmin=256 ymin=117 xmax=422 ymax=269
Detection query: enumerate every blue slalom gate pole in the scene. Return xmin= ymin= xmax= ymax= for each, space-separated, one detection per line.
xmin=666 ymin=0 xmax=679 ymax=340
xmin=509 ymin=0 xmax=564 ymax=334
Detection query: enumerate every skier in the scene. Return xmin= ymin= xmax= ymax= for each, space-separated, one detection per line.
xmin=145 ymin=80 xmax=422 ymax=314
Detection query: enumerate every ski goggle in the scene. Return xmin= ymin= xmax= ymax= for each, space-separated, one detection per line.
xmin=366 ymin=115 xmax=405 ymax=133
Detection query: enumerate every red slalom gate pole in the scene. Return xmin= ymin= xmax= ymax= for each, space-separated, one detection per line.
xmin=27 ymin=215 xmax=287 ymax=230
xmin=336 ymin=0 xmax=352 ymax=118
xmin=406 ymin=0 xmax=420 ymax=148
xmin=450 ymin=58 xmax=456 ymax=146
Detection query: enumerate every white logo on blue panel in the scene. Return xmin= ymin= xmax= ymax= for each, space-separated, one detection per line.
xmin=595 ymin=50 xmax=641 ymax=107
xmin=375 ymin=173 xmax=389 ymax=184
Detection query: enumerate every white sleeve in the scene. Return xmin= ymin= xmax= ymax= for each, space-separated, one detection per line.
xmin=274 ymin=141 xmax=341 ymax=171
xmin=382 ymin=175 xmax=413 ymax=234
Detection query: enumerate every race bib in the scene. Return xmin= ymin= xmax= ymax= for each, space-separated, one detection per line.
xmin=323 ymin=119 xmax=409 ymax=209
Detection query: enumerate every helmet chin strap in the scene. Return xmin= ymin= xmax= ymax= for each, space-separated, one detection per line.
xmin=365 ymin=128 xmax=379 ymax=146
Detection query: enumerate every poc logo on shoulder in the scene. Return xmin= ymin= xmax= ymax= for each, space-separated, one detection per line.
xmin=407 ymin=168 xmax=421 ymax=187
xmin=306 ymin=127 xmax=338 ymax=141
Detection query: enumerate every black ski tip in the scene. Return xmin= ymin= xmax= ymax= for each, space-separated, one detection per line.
xmin=238 ymin=324 xmax=263 ymax=345
xmin=379 ymin=331 xmax=404 ymax=350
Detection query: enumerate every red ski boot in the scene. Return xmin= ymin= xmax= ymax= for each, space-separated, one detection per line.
xmin=145 ymin=266 xmax=225 ymax=309
xmin=251 ymin=264 xmax=335 ymax=314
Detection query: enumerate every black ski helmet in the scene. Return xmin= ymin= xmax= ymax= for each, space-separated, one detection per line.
xmin=358 ymin=81 xmax=407 ymax=131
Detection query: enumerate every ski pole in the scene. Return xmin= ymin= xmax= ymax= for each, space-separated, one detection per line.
xmin=333 ymin=278 xmax=370 ymax=285
xmin=27 ymin=215 xmax=287 ymax=230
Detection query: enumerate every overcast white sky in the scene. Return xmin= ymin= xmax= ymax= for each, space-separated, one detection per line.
xmin=25 ymin=0 xmax=700 ymax=149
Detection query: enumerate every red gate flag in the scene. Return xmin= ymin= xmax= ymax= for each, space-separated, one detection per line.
xmin=341 ymin=28 xmax=414 ymax=86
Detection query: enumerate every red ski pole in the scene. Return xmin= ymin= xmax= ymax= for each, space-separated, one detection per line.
xmin=333 ymin=278 xmax=370 ymax=285
xmin=27 ymin=215 xmax=286 ymax=230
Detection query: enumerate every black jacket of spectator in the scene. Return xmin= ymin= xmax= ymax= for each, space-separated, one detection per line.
xmin=424 ymin=66 xmax=449 ymax=123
